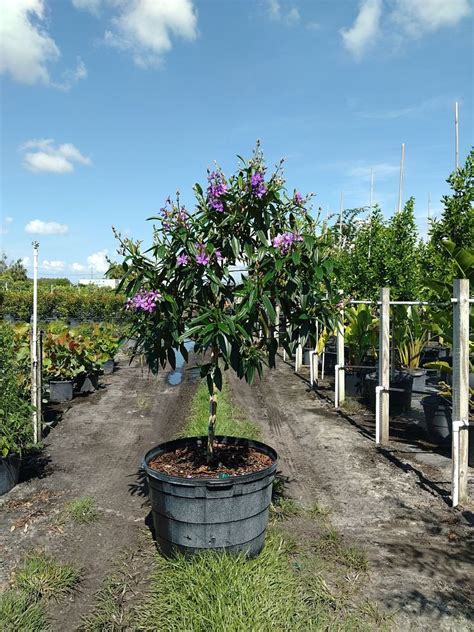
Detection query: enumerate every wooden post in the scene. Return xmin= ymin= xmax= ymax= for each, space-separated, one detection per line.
xmin=31 ymin=241 xmax=39 ymax=444
xmin=452 ymin=279 xmax=469 ymax=505
xmin=37 ymin=331 xmax=43 ymax=437
xmin=379 ymin=288 xmax=390 ymax=443
xmin=337 ymin=308 xmax=345 ymax=405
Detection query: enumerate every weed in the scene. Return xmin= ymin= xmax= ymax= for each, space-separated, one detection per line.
xmin=12 ymin=552 xmax=79 ymax=600
xmin=0 ymin=590 xmax=49 ymax=632
xmin=270 ymin=497 xmax=302 ymax=521
xmin=60 ymin=496 xmax=99 ymax=525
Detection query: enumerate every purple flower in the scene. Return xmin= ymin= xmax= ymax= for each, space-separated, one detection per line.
xmin=195 ymin=244 xmax=210 ymax=266
xmin=272 ymin=232 xmax=303 ymax=254
xmin=215 ymin=249 xmax=224 ymax=263
xmin=294 ymin=191 xmax=303 ymax=205
xmin=176 ymin=253 xmax=189 ymax=266
xmin=126 ymin=289 xmax=161 ymax=313
xmin=207 ymin=170 xmax=227 ymax=213
xmin=250 ymin=171 xmax=267 ymax=198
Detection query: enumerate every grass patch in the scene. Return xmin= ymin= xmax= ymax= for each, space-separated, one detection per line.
xmin=180 ymin=379 xmax=261 ymax=440
xmin=59 ymin=496 xmax=99 ymax=525
xmin=0 ymin=590 xmax=49 ymax=632
xmin=12 ymin=552 xmax=80 ymax=600
xmin=80 ymin=573 xmax=131 ymax=631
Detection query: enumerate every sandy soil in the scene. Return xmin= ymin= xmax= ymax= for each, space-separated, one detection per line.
xmin=228 ymin=359 xmax=474 ymax=631
xmin=0 ymin=354 xmax=197 ymax=630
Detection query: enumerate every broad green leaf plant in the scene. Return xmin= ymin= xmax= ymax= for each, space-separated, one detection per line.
xmin=116 ymin=146 xmax=338 ymax=462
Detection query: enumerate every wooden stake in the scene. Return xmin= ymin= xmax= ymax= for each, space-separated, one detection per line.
xmin=397 ymin=143 xmax=405 ymax=213
xmin=454 ymin=102 xmax=459 ymax=170
xmin=379 ymin=288 xmax=390 ymax=443
xmin=31 ymin=241 xmax=39 ymax=444
xmin=452 ymin=279 xmax=469 ymax=505
xmin=336 ymin=309 xmax=345 ymax=405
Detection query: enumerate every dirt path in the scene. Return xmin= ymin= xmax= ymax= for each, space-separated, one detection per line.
xmin=0 ymin=354 xmax=197 ymax=630
xmin=228 ymin=360 xmax=474 ymax=631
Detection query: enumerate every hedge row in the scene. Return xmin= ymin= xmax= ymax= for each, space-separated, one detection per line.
xmin=0 ymin=287 xmax=127 ymax=323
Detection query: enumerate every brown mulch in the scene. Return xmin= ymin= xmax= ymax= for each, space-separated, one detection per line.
xmin=148 ymin=443 xmax=273 ymax=478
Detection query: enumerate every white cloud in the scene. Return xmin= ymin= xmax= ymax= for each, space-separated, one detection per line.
xmin=266 ymin=0 xmax=300 ymax=25
xmin=5 ymin=216 xmax=13 ymax=223
xmin=21 ymin=139 xmax=92 ymax=173
xmin=0 ymin=0 xmax=60 ymax=84
xmin=348 ymin=162 xmax=399 ymax=180
xmin=71 ymin=0 xmax=103 ymax=15
xmin=103 ymin=0 xmax=198 ymax=67
xmin=340 ymin=0 xmax=382 ymax=60
xmin=51 ymin=56 xmax=88 ymax=91
xmin=87 ymin=249 xmax=109 ymax=273
xmin=25 ymin=219 xmax=69 ymax=235
xmin=0 ymin=216 xmax=13 ymax=235
xmin=391 ymin=0 xmax=471 ymax=36
xmin=41 ymin=259 xmax=65 ymax=272
xmin=21 ymin=256 xmax=31 ymax=268
xmin=71 ymin=262 xmax=86 ymax=272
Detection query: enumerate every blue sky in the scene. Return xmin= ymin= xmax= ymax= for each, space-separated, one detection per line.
xmin=1 ymin=0 xmax=472 ymax=278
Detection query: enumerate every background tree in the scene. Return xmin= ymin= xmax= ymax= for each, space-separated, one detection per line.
xmin=0 ymin=254 xmax=27 ymax=282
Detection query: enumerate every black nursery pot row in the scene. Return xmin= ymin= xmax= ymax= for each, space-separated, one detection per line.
xmin=49 ymin=359 xmax=115 ymax=403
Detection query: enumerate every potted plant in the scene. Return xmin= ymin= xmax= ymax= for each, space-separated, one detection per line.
xmin=344 ymin=304 xmax=377 ymax=397
xmin=116 ymin=146 xmax=337 ymax=556
xmin=0 ymin=324 xmax=33 ymax=495
xmin=394 ymin=305 xmax=430 ymax=392
xmin=43 ymin=330 xmax=87 ymax=402
xmin=92 ymin=324 xmax=121 ymax=375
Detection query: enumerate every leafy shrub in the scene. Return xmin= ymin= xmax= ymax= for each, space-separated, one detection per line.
xmin=0 ymin=323 xmax=33 ymax=457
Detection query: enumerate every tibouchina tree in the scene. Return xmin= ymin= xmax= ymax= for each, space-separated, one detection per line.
xmin=116 ymin=145 xmax=338 ymax=462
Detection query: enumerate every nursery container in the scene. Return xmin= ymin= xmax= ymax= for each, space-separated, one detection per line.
xmin=421 ymin=395 xmax=452 ymax=445
xmin=0 ymin=455 xmax=21 ymax=495
xmin=143 ymin=435 xmax=278 ymax=558
xmin=49 ymin=380 xmax=74 ymax=403
xmin=75 ymin=374 xmax=98 ymax=394
xmin=102 ymin=359 xmax=115 ymax=375
xmin=410 ymin=369 xmax=428 ymax=393
xmin=302 ymin=348 xmax=313 ymax=366
xmin=365 ymin=371 xmax=413 ymax=414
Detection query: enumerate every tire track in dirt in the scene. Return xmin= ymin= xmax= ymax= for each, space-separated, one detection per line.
xmin=228 ymin=361 xmax=474 ymax=631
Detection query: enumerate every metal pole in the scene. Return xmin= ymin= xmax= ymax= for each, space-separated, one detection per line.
xmin=397 ymin=143 xmax=405 ymax=213
xmin=379 ymin=288 xmax=390 ymax=443
xmin=454 ymin=102 xmax=459 ymax=170
xmin=31 ymin=241 xmax=39 ymax=444
xmin=452 ymin=278 xmax=469 ymax=506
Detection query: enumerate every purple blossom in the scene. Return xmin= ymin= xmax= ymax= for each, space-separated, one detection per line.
xmin=215 ymin=249 xmax=224 ymax=263
xmin=207 ymin=170 xmax=227 ymax=212
xmin=250 ymin=171 xmax=267 ymax=198
xmin=294 ymin=191 xmax=303 ymax=205
xmin=176 ymin=253 xmax=189 ymax=266
xmin=126 ymin=289 xmax=161 ymax=313
xmin=272 ymin=232 xmax=303 ymax=254
xmin=195 ymin=244 xmax=210 ymax=266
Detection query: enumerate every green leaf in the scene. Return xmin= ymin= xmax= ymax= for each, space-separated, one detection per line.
xmin=257 ymin=230 xmax=269 ymax=247
xmin=262 ymin=295 xmax=276 ymax=323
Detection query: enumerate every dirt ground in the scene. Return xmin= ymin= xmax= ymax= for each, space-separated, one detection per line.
xmin=0 ymin=354 xmax=197 ymax=630
xmin=228 ymin=359 xmax=474 ymax=631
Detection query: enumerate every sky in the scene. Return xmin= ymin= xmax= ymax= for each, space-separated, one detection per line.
xmin=0 ymin=0 xmax=473 ymax=279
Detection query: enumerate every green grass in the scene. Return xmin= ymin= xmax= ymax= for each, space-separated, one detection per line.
xmin=0 ymin=590 xmax=49 ymax=632
xmin=0 ymin=552 xmax=80 ymax=631
xmin=180 ymin=379 xmax=261 ymax=440
xmin=12 ymin=552 xmax=80 ymax=600
xmin=79 ymin=573 xmax=131 ymax=631
xmin=60 ymin=496 xmax=99 ymax=525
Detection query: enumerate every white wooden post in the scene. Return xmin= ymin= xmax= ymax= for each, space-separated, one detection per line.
xmin=31 ymin=241 xmax=39 ymax=444
xmin=379 ymin=288 xmax=390 ymax=443
xmin=452 ymin=279 xmax=469 ymax=506
xmin=336 ymin=308 xmax=345 ymax=405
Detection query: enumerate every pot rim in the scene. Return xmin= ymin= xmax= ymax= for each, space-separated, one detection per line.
xmin=143 ymin=435 xmax=278 ymax=487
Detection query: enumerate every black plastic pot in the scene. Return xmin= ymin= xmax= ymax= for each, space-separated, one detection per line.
xmin=0 ymin=455 xmax=21 ymax=495
xmin=75 ymin=374 xmax=98 ymax=394
xmin=49 ymin=380 xmax=74 ymax=403
xmin=409 ymin=368 xmax=428 ymax=392
xmin=365 ymin=371 xmax=413 ymax=413
xmin=345 ymin=370 xmax=363 ymax=397
xmin=302 ymin=348 xmax=313 ymax=366
xmin=421 ymin=395 xmax=452 ymax=445
xmin=143 ymin=436 xmax=278 ymax=558
xmin=102 ymin=359 xmax=115 ymax=375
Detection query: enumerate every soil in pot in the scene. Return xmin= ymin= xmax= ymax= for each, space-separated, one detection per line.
xmin=0 ymin=455 xmax=21 ymax=495
xmin=144 ymin=436 xmax=277 ymax=558
xmin=49 ymin=380 xmax=74 ymax=403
